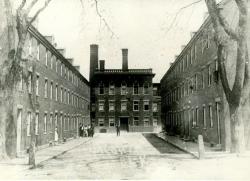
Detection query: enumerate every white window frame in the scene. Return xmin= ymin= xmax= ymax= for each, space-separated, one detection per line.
xmin=44 ymin=113 xmax=47 ymax=134
xmin=109 ymin=117 xmax=115 ymax=127
xmin=133 ymin=83 xmax=139 ymax=95
xmin=98 ymin=118 xmax=104 ymax=127
xmin=143 ymin=117 xmax=150 ymax=127
xmin=99 ymin=100 xmax=105 ymax=112
xmin=109 ymin=100 xmax=115 ymax=112
xmin=44 ymin=79 xmax=48 ymax=98
xmin=133 ymin=117 xmax=139 ymax=126
xmin=153 ymin=103 xmax=158 ymax=112
xmin=35 ymin=113 xmax=39 ymax=135
xmin=133 ymin=100 xmax=139 ymax=111
xmin=121 ymin=100 xmax=127 ymax=111
xmin=109 ymin=83 xmax=115 ymax=95
xmin=144 ymin=100 xmax=150 ymax=111
xmin=27 ymin=112 xmax=31 ymax=136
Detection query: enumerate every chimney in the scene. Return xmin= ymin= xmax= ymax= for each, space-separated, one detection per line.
xmin=122 ymin=49 xmax=128 ymax=71
xmin=181 ymin=45 xmax=186 ymax=51
xmin=89 ymin=44 xmax=99 ymax=82
xmin=45 ymin=35 xmax=54 ymax=44
xmin=67 ymin=58 xmax=74 ymax=65
xmin=99 ymin=60 xmax=105 ymax=71
xmin=190 ymin=32 xmax=196 ymax=38
xmin=57 ymin=48 xmax=65 ymax=56
xmin=74 ymin=66 xmax=80 ymax=71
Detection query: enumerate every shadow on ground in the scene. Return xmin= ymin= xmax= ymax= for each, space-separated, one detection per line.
xmin=142 ymin=133 xmax=185 ymax=154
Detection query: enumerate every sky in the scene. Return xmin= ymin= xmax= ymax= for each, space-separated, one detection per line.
xmin=35 ymin=0 xmax=208 ymax=82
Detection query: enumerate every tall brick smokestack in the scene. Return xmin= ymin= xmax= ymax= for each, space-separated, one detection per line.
xmin=122 ymin=49 xmax=128 ymax=71
xmin=89 ymin=44 xmax=98 ymax=82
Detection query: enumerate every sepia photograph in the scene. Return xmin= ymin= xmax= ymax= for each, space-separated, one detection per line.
xmin=0 ymin=0 xmax=250 ymax=180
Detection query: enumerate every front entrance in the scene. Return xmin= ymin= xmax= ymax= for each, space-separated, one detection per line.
xmin=120 ymin=117 xmax=129 ymax=132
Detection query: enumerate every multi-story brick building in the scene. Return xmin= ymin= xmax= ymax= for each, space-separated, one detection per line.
xmin=89 ymin=45 xmax=161 ymax=133
xmin=12 ymin=26 xmax=90 ymax=155
xmin=160 ymin=0 xmax=245 ymax=150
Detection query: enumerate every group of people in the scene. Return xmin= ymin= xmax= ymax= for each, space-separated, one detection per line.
xmin=79 ymin=123 xmax=94 ymax=137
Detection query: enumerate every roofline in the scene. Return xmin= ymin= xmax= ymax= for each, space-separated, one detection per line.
xmin=28 ymin=26 xmax=89 ymax=86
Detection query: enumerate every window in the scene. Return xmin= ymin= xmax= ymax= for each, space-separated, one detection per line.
xmin=27 ymin=112 xmax=31 ymax=136
xmin=208 ymin=65 xmax=212 ymax=86
xmin=133 ymin=83 xmax=139 ymax=95
xmin=35 ymin=113 xmax=39 ymax=135
xmin=45 ymin=50 xmax=48 ymax=66
xmin=206 ymin=32 xmax=210 ymax=48
xmin=109 ymin=118 xmax=115 ymax=127
xmin=98 ymin=118 xmax=104 ymax=127
xmin=68 ymin=90 xmax=70 ymax=104
xmin=44 ymin=79 xmax=48 ymax=98
xmin=133 ymin=101 xmax=139 ymax=111
xmin=55 ymin=113 xmax=58 ymax=128
xmin=144 ymin=117 xmax=150 ymax=127
xmin=202 ymin=72 xmax=205 ymax=89
xmin=28 ymin=72 xmax=32 ymax=94
xmin=44 ymin=113 xmax=47 ymax=134
xmin=121 ymin=83 xmax=127 ymax=95
xmin=153 ymin=118 xmax=158 ymax=126
xmin=121 ymin=100 xmax=127 ymax=111
xmin=35 ymin=75 xmax=39 ymax=96
xmin=153 ymin=103 xmax=158 ymax=112
xmin=109 ymin=101 xmax=115 ymax=111
xmin=36 ymin=44 xmax=40 ymax=60
xmin=55 ymin=59 xmax=58 ymax=72
xmin=209 ymin=105 xmax=213 ymax=128
xmin=99 ymin=83 xmax=104 ymax=95
xmin=60 ymin=63 xmax=63 ymax=76
xmin=194 ymin=74 xmax=197 ymax=91
xmin=50 ymin=82 xmax=53 ymax=99
xmin=99 ymin=100 xmax=105 ymax=111
xmin=133 ymin=117 xmax=139 ymax=126
xmin=60 ymin=87 xmax=63 ymax=102
xmin=153 ymin=87 xmax=158 ymax=96
xmin=192 ymin=109 xmax=195 ymax=127
xmin=49 ymin=114 xmax=53 ymax=133
xmin=203 ymin=106 xmax=206 ymax=128
xmin=143 ymin=83 xmax=149 ymax=94
xmin=144 ymin=100 xmax=150 ymax=111
xmin=50 ymin=55 xmax=53 ymax=69
xmin=195 ymin=107 xmax=199 ymax=127
xmin=109 ymin=83 xmax=115 ymax=95
xmin=55 ymin=84 xmax=58 ymax=101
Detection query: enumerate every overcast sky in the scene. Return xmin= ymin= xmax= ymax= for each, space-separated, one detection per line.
xmin=36 ymin=0 xmax=208 ymax=82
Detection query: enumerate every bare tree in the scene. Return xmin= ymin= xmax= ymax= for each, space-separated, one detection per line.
xmin=1 ymin=0 xmax=52 ymax=166
xmin=205 ymin=0 xmax=248 ymax=153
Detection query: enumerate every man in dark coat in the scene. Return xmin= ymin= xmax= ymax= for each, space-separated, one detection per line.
xmin=116 ymin=124 xmax=120 ymax=136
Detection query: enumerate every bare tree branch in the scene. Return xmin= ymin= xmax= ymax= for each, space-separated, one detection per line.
xmin=93 ymin=0 xmax=118 ymax=39
xmin=165 ymin=0 xmax=202 ymax=34
xmin=26 ymin=0 xmax=39 ymax=14
xmin=17 ymin=0 xmax=27 ymax=11
xmin=28 ymin=0 xmax=52 ymax=26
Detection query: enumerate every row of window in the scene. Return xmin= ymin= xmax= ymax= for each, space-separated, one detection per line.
xmin=98 ymin=100 xmax=158 ymax=112
xmin=169 ymin=28 xmax=212 ymax=79
xmin=98 ymin=117 xmax=158 ymax=127
xmin=168 ymin=102 xmax=220 ymax=129
xmin=99 ymin=83 xmax=150 ymax=95
xmin=27 ymin=33 xmax=86 ymax=90
xmin=166 ymin=61 xmax=218 ymax=105
xmin=20 ymin=73 xmax=88 ymax=109
xmin=26 ymin=112 xmax=84 ymax=136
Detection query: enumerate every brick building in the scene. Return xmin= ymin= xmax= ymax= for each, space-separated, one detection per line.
xmin=89 ymin=45 xmax=161 ymax=133
xmin=160 ymin=0 xmax=247 ymax=150
xmin=12 ymin=26 xmax=90 ymax=155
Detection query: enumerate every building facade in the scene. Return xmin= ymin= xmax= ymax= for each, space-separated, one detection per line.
xmin=160 ymin=0 xmax=243 ymax=150
xmin=12 ymin=26 xmax=90 ymax=155
xmin=90 ymin=45 xmax=161 ymax=133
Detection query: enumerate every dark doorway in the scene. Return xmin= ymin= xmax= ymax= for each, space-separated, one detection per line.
xmin=120 ymin=117 xmax=129 ymax=132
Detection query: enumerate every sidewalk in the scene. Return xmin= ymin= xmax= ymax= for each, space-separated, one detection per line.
xmin=155 ymin=132 xmax=230 ymax=158
xmin=0 ymin=136 xmax=92 ymax=168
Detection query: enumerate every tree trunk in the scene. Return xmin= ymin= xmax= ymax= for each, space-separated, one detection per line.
xmin=28 ymin=113 xmax=36 ymax=167
xmin=229 ymin=104 xmax=245 ymax=153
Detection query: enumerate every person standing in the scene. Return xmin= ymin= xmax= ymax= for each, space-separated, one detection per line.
xmin=116 ymin=124 xmax=120 ymax=136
